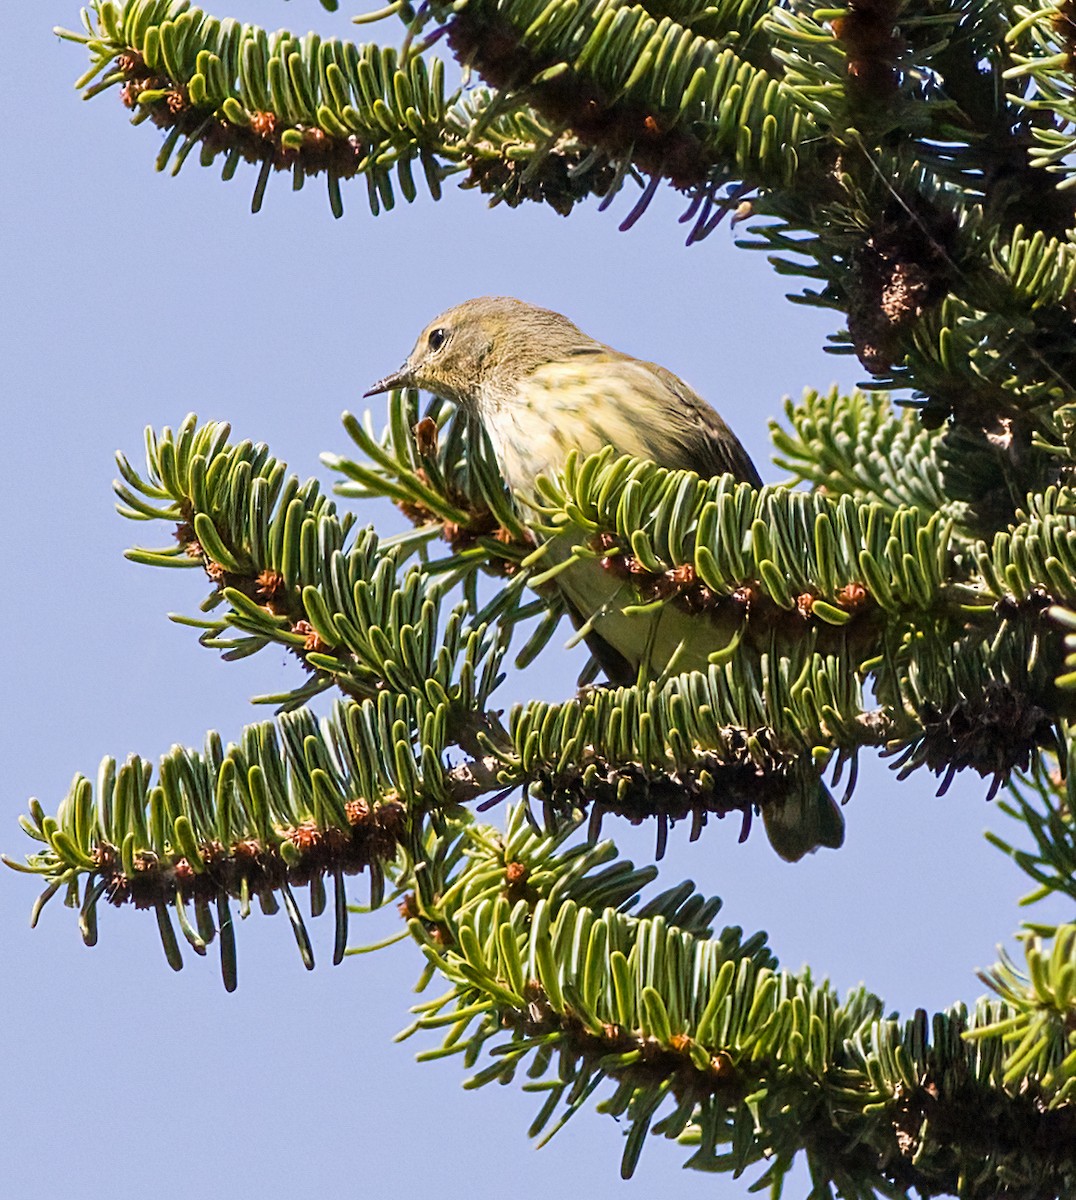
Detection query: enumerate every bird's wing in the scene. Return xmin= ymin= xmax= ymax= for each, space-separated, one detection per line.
xmin=640 ymin=360 xmax=763 ymax=486
xmin=539 ymin=351 xmax=762 ymax=486
xmin=518 ymin=352 xmax=762 ymax=690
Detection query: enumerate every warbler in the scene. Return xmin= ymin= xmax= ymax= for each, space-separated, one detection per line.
xmin=366 ymin=295 xmax=761 ymax=497
xmin=366 ymin=296 xmax=761 ymax=673
xmin=366 ymin=297 xmax=843 ymax=860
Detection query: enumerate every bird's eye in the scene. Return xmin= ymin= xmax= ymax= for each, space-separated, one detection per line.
xmin=427 ymin=327 xmax=447 ymax=352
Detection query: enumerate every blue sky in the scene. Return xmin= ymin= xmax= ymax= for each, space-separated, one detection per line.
xmin=2 ymin=4 xmax=1066 ymax=1197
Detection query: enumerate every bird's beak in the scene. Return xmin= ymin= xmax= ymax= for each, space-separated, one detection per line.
xmin=363 ymin=364 xmax=412 ymax=397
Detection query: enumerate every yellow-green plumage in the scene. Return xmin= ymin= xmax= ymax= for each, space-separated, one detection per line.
xmin=366 ymin=296 xmax=843 ymax=861
xmin=485 ymin=354 xmax=761 ymax=495
xmin=367 ymin=297 xmax=761 ymax=492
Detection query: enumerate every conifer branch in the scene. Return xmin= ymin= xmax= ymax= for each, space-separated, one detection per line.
xmin=60 ymin=1 xmax=1076 ymax=482
xmin=989 ymin=747 xmax=1076 ymax=912
xmin=5 ymin=703 xmax=417 ymax=989
xmin=107 ymin=405 xmax=1076 ymax=860
xmin=18 ymin=394 xmax=1069 ymax=972
xmin=57 ymin=0 xmax=614 ymax=217
xmin=401 ymin=807 xmax=1076 ymax=1195
xmin=115 ymin=412 xmax=524 ymax=716
xmin=22 ymin=3 xmax=1076 ymax=1186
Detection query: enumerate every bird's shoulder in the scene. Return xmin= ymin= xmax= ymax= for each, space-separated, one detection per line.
xmin=524 ymin=350 xmax=761 ymax=486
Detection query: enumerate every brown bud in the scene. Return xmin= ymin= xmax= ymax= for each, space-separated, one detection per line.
xmin=287 ymin=821 xmax=320 ymax=852
xmin=256 ymin=569 xmax=286 ymax=600
xmin=836 ymin=581 xmax=868 ymax=608
xmin=250 ymin=111 xmax=276 ymax=138
xmin=504 ymin=861 xmax=529 ymax=886
xmin=293 ymin=619 xmax=330 ymax=654
xmin=346 ymin=797 xmax=371 ymax=825
xmin=413 ymin=416 xmax=439 ymax=458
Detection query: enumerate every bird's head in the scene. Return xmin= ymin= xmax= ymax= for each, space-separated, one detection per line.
xmin=364 ymin=296 xmax=599 ymax=410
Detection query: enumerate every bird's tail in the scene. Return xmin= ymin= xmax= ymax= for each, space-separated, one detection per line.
xmin=760 ymin=763 xmax=845 ymax=862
